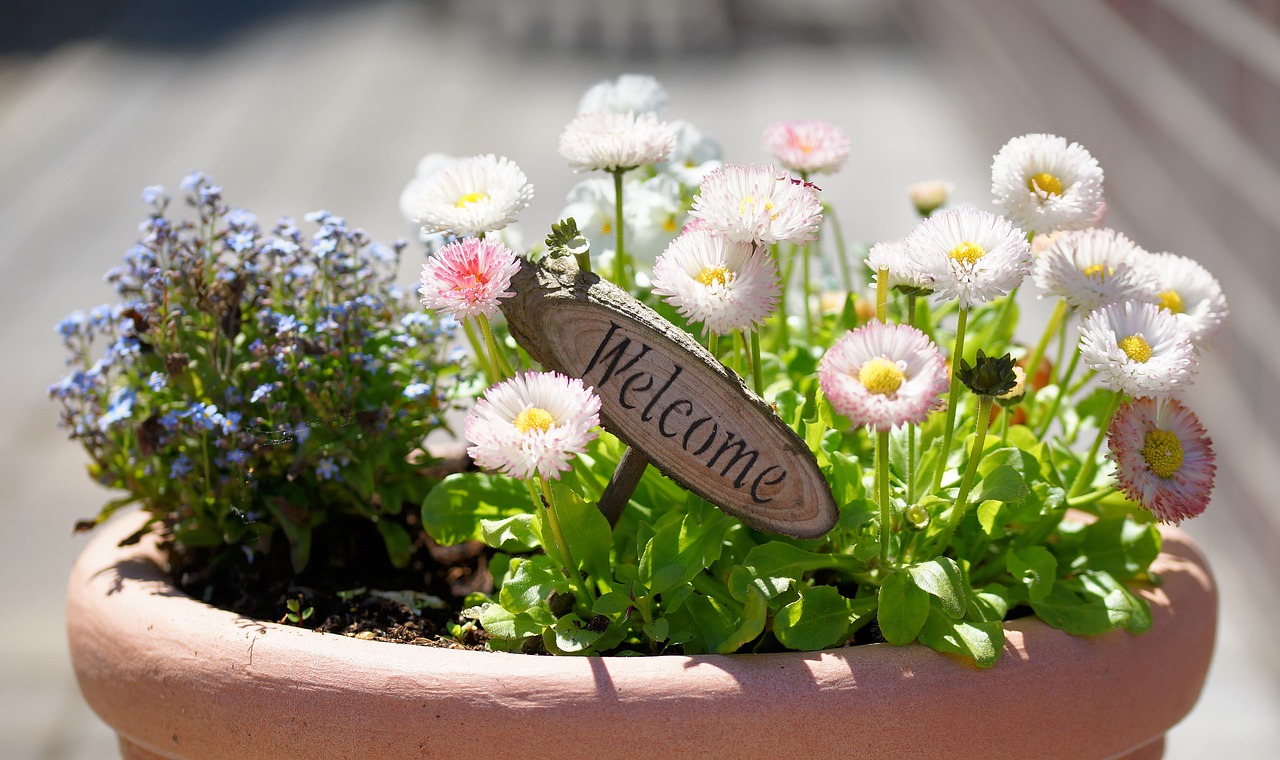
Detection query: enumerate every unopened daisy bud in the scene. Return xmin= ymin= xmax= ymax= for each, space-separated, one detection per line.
xmin=995 ymin=366 xmax=1027 ymax=408
xmin=762 ymin=119 xmax=850 ymax=176
xmin=904 ymin=502 xmax=931 ymax=531
xmin=991 ymin=133 xmax=1105 ymax=235
xmin=1107 ymin=397 xmax=1215 ymax=524
xmin=558 ymin=111 xmax=678 ymax=173
xmin=957 ymin=350 xmax=1019 ymax=397
xmin=907 ymin=179 xmax=954 ymax=218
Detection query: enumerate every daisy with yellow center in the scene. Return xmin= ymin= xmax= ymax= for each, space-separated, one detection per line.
xmin=866 ymin=238 xmax=934 ymax=294
xmin=402 ymin=154 xmax=533 ymax=239
xmin=689 ymin=164 xmax=823 ymax=245
xmin=1078 ymin=301 xmax=1197 ymax=397
xmin=1032 ymin=228 xmax=1160 ymax=311
xmin=1145 ymin=251 xmax=1229 ymax=345
xmin=818 ymin=321 xmax=949 ymax=432
xmin=651 ymin=229 xmax=780 ymax=337
xmin=905 ymin=206 xmax=1032 ymax=308
xmin=464 ymin=371 xmax=602 ymax=482
xmin=991 ymin=133 xmax=1105 ymax=234
xmin=1107 ymin=397 xmax=1215 ymax=523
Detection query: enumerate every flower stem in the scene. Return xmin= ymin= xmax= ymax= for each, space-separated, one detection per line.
xmin=802 ymin=240 xmax=815 ymax=343
xmin=1034 ymin=344 xmax=1082 ymax=438
xmin=875 ymin=266 xmax=889 ymax=324
xmin=748 ymin=329 xmax=764 ymax=396
xmin=824 ymin=203 xmax=853 ymax=294
xmin=476 ymin=312 xmax=512 ymax=382
xmin=1024 ymin=299 xmax=1067 ymax=397
xmin=461 ymin=318 xmax=495 ymax=382
xmin=611 ymin=169 xmax=628 ymax=292
xmin=931 ymin=306 xmax=969 ymax=493
xmin=537 ymin=476 xmax=595 ymax=605
xmin=936 ymin=394 xmax=994 ymax=552
xmin=1069 ymin=392 xmax=1123 ymax=498
xmin=877 ymin=429 xmax=894 ymax=568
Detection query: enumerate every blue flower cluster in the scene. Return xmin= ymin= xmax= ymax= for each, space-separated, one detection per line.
xmin=50 ymin=174 xmax=463 ymax=572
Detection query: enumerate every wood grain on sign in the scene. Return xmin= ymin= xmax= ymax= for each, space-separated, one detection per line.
xmin=500 ymin=255 xmax=838 ymax=539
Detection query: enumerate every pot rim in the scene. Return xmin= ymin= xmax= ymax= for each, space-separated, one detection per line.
xmin=68 ymin=510 xmax=1216 ymax=760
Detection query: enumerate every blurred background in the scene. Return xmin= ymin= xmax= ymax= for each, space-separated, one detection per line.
xmin=3 ymin=0 xmax=1278 ymax=756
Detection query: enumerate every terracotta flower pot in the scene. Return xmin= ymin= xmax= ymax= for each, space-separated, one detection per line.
xmin=68 ymin=512 xmax=1216 ymax=760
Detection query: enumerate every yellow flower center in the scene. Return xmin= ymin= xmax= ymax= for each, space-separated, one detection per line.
xmin=663 ymin=215 xmax=679 ymax=233
xmin=1159 ymin=289 xmax=1185 ymax=314
xmin=695 ymin=266 xmax=732 ymax=287
xmin=513 ymin=407 xmax=555 ymax=434
xmin=739 ymin=195 xmax=778 ymax=219
xmin=857 ymin=357 xmax=905 ymax=396
xmin=1141 ymin=429 xmax=1184 ymax=478
xmin=1028 ymin=172 xmax=1064 ymax=195
xmin=455 ymin=192 xmax=489 ymax=208
xmin=1083 ymin=263 xmax=1115 ymax=280
xmin=948 ymin=241 xmax=986 ymax=267
xmin=1118 ymin=334 xmax=1153 ymax=363
xmin=601 ymin=219 xmax=612 ymax=235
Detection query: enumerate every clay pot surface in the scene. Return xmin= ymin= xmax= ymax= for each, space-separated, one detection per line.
xmin=68 ymin=512 xmax=1216 ymax=760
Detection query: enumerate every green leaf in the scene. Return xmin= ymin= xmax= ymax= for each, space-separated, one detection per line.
xmin=593 ymin=592 xmax=632 ymax=616
xmin=544 ymin=614 xmax=602 ymax=654
xmin=666 ymin=593 xmax=739 ymax=654
xmin=976 ymin=500 xmax=1003 ymax=536
xmin=549 ymin=479 xmax=613 ymax=581
xmin=375 ymin=519 xmax=414 ymax=568
xmin=727 ymin=564 xmax=793 ymax=604
xmin=976 ymin=464 xmax=1029 ymax=505
xmin=1068 ymin=518 xmax=1161 ymax=580
xmin=642 ymin=617 xmax=670 ymax=643
xmin=479 ymin=514 xmax=539 ymax=553
xmin=420 ymin=472 xmax=529 ymax=546
xmin=877 ymin=572 xmax=930 ymax=646
xmin=716 ymin=586 xmax=769 ymax=654
xmin=918 ymin=606 xmax=1004 ymax=668
xmin=1030 ymin=571 xmax=1152 ymax=635
xmin=638 ymin=507 xmax=732 ymax=597
xmin=774 ymin=586 xmax=853 ymax=651
xmin=1006 ymin=546 xmax=1057 ymax=602
xmin=907 ymin=557 xmax=967 ymax=619
xmin=498 ymin=555 xmax=570 ymax=614
xmin=477 ymin=603 xmax=546 ymax=642
xmin=971 ymin=583 xmax=1011 ymax=623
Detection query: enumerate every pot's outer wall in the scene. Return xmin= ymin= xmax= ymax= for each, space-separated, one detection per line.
xmin=68 ymin=513 xmax=1216 ymax=760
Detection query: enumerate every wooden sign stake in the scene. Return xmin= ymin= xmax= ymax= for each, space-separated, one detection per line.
xmin=500 ymin=254 xmax=837 ymax=539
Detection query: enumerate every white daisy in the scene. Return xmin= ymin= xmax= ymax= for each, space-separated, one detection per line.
xmin=1078 ymin=301 xmax=1197 ymax=397
xmin=1145 ymin=252 xmax=1228 ymax=344
xmin=865 ymin=238 xmax=934 ymax=294
xmin=819 ymin=321 xmax=950 ymax=432
xmin=657 ymin=119 xmax=723 ymax=188
xmin=577 ymin=74 xmax=668 ymax=115
xmin=651 ymin=229 xmax=780 ymax=335
xmin=905 ymin=206 xmax=1032 ymax=308
xmin=403 ymin=154 xmax=533 ymax=239
xmin=559 ymin=174 xmax=684 ymax=264
xmin=689 ymin=164 xmax=823 ymax=245
xmin=398 ymin=153 xmax=457 ymax=223
xmin=761 ymin=119 xmax=850 ymax=176
xmin=1108 ymin=396 xmax=1215 ymax=524
xmin=464 ymin=371 xmax=602 ymax=481
xmin=1032 ymin=228 xmax=1160 ymax=311
xmin=991 ymin=133 xmax=1105 ymax=234
xmin=558 ymin=111 xmax=678 ymax=173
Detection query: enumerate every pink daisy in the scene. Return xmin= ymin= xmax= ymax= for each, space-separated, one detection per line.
xmin=419 ymin=237 xmax=521 ymax=321
xmin=1107 ymin=396 xmax=1215 ymax=524
xmin=464 ymin=371 xmax=602 ymax=481
xmin=761 ymin=119 xmax=850 ymax=176
xmin=689 ymin=164 xmax=823 ymax=245
xmin=651 ymin=229 xmax=780 ymax=336
xmin=819 ymin=321 xmax=950 ymax=431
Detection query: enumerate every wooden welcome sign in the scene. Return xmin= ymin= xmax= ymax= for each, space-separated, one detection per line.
xmin=500 ymin=255 xmax=838 ymax=539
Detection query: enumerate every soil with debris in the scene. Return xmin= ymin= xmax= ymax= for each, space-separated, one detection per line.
xmin=174 ymin=510 xmax=494 ymax=650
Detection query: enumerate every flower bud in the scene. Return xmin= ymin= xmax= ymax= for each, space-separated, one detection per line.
xmin=904 ymin=502 xmax=931 ymax=531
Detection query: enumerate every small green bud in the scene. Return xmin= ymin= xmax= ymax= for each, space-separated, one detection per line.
xmin=957 ymin=350 xmax=1019 ymax=397
xmin=904 ymin=503 xmax=931 ymax=531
